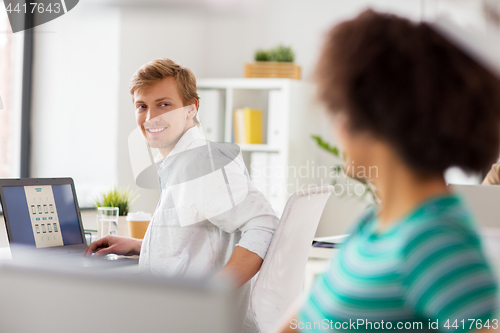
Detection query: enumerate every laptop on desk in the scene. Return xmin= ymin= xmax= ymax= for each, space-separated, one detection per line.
xmin=0 ymin=178 xmax=137 ymax=267
xmin=449 ymin=184 xmax=500 ymax=229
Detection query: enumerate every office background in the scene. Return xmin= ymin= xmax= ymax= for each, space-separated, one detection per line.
xmin=0 ymin=0 xmax=497 ymax=236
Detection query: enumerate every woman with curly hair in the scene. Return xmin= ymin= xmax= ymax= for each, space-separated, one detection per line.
xmin=279 ymin=10 xmax=499 ymax=333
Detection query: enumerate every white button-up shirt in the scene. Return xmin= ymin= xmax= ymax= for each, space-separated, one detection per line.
xmin=139 ymin=126 xmax=278 ymax=332
xmin=139 ymin=126 xmax=278 ymax=277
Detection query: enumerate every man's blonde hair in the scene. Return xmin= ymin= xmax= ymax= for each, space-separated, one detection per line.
xmin=129 ymin=58 xmax=200 ymax=123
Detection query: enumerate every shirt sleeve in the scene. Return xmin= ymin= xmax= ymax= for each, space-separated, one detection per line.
xmin=209 ymin=183 xmax=279 ymax=259
xmin=236 ymin=227 xmax=274 ymax=260
xmin=197 ymin=147 xmax=278 ymax=259
xmin=235 ymin=210 xmax=278 ymax=259
xmin=402 ymin=224 xmax=498 ymax=332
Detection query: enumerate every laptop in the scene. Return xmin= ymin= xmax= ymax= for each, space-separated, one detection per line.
xmin=449 ymin=184 xmax=500 ymax=229
xmin=0 ymin=178 xmax=137 ymax=266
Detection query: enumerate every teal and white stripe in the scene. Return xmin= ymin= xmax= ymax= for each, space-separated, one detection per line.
xmin=298 ymin=195 xmax=498 ymax=332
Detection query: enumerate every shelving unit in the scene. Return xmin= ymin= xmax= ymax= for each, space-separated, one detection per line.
xmin=238 ymin=144 xmax=280 ymax=153
xmin=197 ymin=78 xmax=320 ymax=216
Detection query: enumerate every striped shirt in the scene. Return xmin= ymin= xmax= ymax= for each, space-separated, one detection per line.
xmin=298 ymin=195 xmax=498 ymax=332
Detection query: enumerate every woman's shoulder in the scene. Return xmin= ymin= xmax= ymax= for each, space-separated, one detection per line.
xmin=405 ymin=195 xmax=479 ymax=239
xmin=398 ymin=195 xmax=486 ymax=263
xmin=342 ymin=195 xmax=483 ymax=252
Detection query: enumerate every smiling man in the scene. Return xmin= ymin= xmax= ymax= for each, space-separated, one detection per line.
xmin=84 ymin=58 xmax=278 ymax=332
xmin=136 ymin=75 xmax=195 ymax=156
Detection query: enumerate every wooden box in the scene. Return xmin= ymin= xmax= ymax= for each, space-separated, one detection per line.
xmin=244 ymin=62 xmax=301 ymax=80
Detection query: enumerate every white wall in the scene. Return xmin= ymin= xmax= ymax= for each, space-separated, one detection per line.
xmin=31 ymin=2 xmax=121 ymax=206
xmin=202 ymin=0 xmax=423 ymax=79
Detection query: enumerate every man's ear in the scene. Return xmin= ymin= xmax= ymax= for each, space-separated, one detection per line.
xmin=186 ymin=103 xmax=197 ymax=120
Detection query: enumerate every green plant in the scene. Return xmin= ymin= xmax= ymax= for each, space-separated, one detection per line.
xmin=253 ymin=45 xmax=295 ymax=62
xmin=270 ymin=45 xmax=295 ymax=62
xmin=311 ymin=135 xmax=340 ymax=157
xmin=92 ymin=186 xmax=138 ymax=216
xmin=255 ymin=49 xmax=272 ymax=61
xmin=311 ymin=134 xmax=378 ymax=205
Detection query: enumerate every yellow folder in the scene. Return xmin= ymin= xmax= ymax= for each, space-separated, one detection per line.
xmin=233 ymin=108 xmax=263 ymax=144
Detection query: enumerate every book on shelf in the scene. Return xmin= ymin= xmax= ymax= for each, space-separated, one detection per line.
xmin=233 ymin=108 xmax=263 ymax=144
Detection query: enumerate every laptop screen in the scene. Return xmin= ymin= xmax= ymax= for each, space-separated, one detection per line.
xmin=2 ymin=184 xmax=83 ymax=248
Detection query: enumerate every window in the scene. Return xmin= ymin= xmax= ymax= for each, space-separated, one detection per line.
xmin=0 ymin=11 xmax=24 ymax=179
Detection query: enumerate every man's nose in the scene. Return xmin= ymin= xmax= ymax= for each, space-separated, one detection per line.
xmin=145 ymin=108 xmax=162 ymax=122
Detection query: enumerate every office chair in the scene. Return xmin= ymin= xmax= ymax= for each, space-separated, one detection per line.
xmin=250 ymin=185 xmax=334 ymax=333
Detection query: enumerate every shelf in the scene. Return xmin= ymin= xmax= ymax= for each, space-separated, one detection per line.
xmin=237 ymin=144 xmax=280 ymax=153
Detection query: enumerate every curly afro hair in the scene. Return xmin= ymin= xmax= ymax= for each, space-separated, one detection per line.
xmin=315 ymin=9 xmax=500 ymax=175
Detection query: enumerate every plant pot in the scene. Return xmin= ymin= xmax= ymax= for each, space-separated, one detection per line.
xmin=244 ymin=62 xmax=301 ymax=80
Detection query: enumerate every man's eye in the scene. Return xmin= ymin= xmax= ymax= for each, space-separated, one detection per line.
xmin=137 ymin=105 xmax=147 ymax=110
xmin=160 ymin=103 xmax=170 ymax=107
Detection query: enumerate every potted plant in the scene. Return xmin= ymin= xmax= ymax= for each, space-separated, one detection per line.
xmin=245 ymin=45 xmax=301 ymax=80
xmin=92 ymin=186 xmax=139 ymax=237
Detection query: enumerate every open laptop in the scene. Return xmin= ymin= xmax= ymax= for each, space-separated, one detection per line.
xmin=0 ymin=178 xmax=136 ymax=266
xmin=449 ymin=184 xmax=500 ymax=229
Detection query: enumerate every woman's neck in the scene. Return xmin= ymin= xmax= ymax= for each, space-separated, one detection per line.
xmin=373 ymin=152 xmax=449 ymax=230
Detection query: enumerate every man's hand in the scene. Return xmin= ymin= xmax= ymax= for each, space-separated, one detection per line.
xmin=83 ymin=235 xmax=142 ymax=257
xmin=213 ymin=246 xmax=263 ymax=289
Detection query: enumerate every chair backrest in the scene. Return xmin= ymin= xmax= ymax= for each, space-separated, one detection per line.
xmin=251 ymin=185 xmax=334 ymax=333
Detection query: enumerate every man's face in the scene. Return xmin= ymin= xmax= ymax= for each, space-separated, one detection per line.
xmin=134 ymin=76 xmax=196 ymax=155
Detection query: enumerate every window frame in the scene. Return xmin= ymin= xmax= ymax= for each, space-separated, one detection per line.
xmin=20 ymin=13 xmax=34 ymax=178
